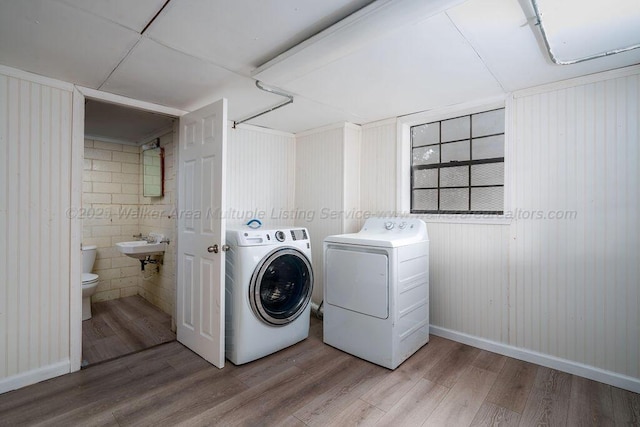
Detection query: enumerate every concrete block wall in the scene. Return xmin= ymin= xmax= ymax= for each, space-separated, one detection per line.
xmin=82 ymin=139 xmax=141 ymax=302
xmin=138 ymin=131 xmax=177 ymax=318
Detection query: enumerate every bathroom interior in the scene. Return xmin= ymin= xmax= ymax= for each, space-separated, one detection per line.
xmin=81 ymin=99 xmax=178 ymax=366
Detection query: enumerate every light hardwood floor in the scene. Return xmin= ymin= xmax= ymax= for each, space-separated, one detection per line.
xmin=82 ymin=295 xmax=176 ymax=366
xmin=1 ymin=317 xmax=638 ymax=426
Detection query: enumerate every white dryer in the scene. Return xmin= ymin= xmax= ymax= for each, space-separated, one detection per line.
xmin=323 ymin=218 xmax=429 ymax=369
xmin=225 ymin=226 xmax=314 ymax=365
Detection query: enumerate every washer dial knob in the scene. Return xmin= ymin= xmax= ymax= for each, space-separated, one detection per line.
xmin=275 ymin=230 xmax=286 ymax=242
xmin=384 ymin=221 xmax=395 ymax=230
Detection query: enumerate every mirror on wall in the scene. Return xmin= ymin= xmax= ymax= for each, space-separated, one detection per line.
xmin=143 ymin=145 xmax=164 ymax=197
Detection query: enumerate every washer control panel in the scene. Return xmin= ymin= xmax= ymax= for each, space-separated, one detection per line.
xmin=234 ymin=228 xmax=309 ymax=246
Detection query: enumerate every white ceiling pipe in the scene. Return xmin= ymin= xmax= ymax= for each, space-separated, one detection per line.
xmin=530 ymin=0 xmax=640 ymax=65
xmin=232 ymin=80 xmax=294 ymax=128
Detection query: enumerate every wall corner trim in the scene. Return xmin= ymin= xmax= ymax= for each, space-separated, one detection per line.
xmin=0 ymin=64 xmax=74 ymax=91
xmin=512 ymin=63 xmax=640 ymax=98
xmin=295 ymin=121 xmax=358 ymax=138
xmin=361 ymin=117 xmax=397 ymax=130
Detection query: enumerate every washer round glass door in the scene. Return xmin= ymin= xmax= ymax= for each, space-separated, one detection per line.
xmin=249 ymin=247 xmax=313 ymax=326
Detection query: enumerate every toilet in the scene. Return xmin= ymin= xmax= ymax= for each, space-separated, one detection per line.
xmin=82 ymin=245 xmax=100 ymax=321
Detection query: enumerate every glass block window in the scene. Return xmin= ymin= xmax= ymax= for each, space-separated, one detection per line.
xmin=410 ymin=108 xmax=505 ymax=214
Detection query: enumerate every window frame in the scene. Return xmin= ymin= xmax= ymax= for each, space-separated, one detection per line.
xmin=396 ymin=96 xmax=512 ymax=224
xmin=411 ymin=108 xmax=505 ymax=215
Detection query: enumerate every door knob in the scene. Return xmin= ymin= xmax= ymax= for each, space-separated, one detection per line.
xmin=208 ymin=245 xmax=219 ymax=253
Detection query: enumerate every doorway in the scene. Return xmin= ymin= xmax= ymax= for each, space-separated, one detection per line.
xmin=80 ymin=98 xmax=178 ymax=366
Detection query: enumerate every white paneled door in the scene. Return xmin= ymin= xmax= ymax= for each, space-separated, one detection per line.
xmin=177 ymin=99 xmax=227 ymax=368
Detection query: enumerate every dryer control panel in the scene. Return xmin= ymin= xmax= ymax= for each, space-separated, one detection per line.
xmin=361 ymin=218 xmax=425 ymax=236
xmin=324 ymin=217 xmax=428 ymax=248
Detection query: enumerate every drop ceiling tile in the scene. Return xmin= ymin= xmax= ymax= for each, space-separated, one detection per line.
xmin=281 ymin=13 xmax=505 ymax=123
xmin=103 ymin=37 xmax=361 ymax=133
xmin=145 ymin=0 xmax=372 ymax=74
xmin=101 ymin=38 xmax=242 ymax=110
xmin=0 ymin=0 xmax=140 ymax=88
xmin=53 ymin=0 xmax=168 ymax=32
xmin=446 ymin=0 xmax=640 ymax=91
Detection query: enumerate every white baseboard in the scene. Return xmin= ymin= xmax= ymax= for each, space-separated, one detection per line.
xmin=430 ymin=325 xmax=640 ymax=394
xmin=0 ymin=361 xmax=70 ymax=394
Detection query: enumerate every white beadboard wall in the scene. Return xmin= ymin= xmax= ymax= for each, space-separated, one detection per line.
xmin=361 ymin=119 xmax=508 ymax=342
xmin=294 ymin=124 xmax=360 ymax=303
xmin=0 ymin=72 xmax=73 ymax=392
xmin=509 ymin=70 xmax=640 ymax=380
xmin=428 ymin=223 xmax=509 ymax=343
xmin=360 ymin=119 xmax=397 ymax=225
xmin=342 ymin=123 xmax=362 ymax=234
xmin=359 ymin=67 xmax=640 ymax=389
xmin=226 ymin=124 xmax=296 ymax=228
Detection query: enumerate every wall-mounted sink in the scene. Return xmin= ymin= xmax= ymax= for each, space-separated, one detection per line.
xmin=116 ymin=238 xmax=167 ymax=260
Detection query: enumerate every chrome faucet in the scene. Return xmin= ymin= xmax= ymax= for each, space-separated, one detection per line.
xmin=132 ymin=233 xmax=152 ymax=242
xmin=133 ymin=233 xmax=170 ymax=244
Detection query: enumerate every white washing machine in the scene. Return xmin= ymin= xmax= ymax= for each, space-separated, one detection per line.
xmin=323 ymin=218 xmax=429 ymax=369
xmin=225 ymin=226 xmax=314 ymax=365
